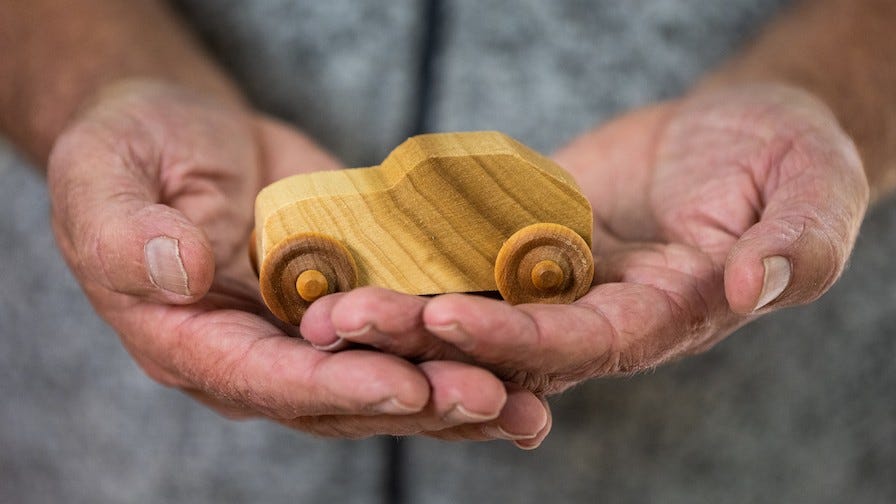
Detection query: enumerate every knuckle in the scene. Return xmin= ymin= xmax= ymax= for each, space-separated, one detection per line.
xmin=772 ymin=211 xmax=848 ymax=304
xmin=73 ymin=217 xmax=121 ymax=291
xmin=805 ymin=227 xmax=846 ymax=299
xmin=501 ymin=369 xmax=557 ymax=396
xmin=596 ymin=345 xmax=652 ymax=376
xmin=798 ymin=214 xmax=848 ymax=286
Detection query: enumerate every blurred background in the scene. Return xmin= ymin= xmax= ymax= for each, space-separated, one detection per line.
xmin=2 ymin=1 xmax=893 ymax=503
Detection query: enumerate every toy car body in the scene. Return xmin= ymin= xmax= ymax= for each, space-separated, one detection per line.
xmin=252 ymin=131 xmax=594 ymax=324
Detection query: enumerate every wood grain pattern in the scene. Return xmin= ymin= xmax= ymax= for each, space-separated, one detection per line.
xmin=253 ymin=131 xmax=594 ymax=324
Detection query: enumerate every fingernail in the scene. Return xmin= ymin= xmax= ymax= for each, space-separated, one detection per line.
xmin=336 ymin=323 xmax=393 ymax=347
xmin=425 ymin=322 xmax=473 ymax=350
xmin=444 ymin=404 xmax=499 ymax=424
xmin=372 ymin=397 xmax=422 ymax=415
xmin=481 ymin=425 xmax=539 ymax=441
xmin=335 ymin=323 xmax=373 ymax=339
xmin=754 ymin=256 xmax=791 ymax=311
xmin=311 ymin=337 xmax=347 ymax=352
xmin=145 ymin=236 xmax=190 ymax=295
xmin=513 ymin=438 xmax=543 ymax=450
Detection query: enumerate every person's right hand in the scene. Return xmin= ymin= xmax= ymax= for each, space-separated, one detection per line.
xmin=299 ymin=85 xmax=868 ymax=439
xmin=46 ymin=80 xmax=549 ymax=443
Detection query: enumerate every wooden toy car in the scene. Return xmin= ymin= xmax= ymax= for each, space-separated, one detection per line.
xmin=251 ymin=131 xmax=594 ymax=325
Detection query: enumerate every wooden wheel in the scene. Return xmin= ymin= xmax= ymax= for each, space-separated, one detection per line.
xmin=495 ymin=223 xmax=593 ymax=305
xmin=259 ymin=233 xmax=358 ymax=325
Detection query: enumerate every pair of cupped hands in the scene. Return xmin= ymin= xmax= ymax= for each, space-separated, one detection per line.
xmin=48 ymin=80 xmax=867 ymax=449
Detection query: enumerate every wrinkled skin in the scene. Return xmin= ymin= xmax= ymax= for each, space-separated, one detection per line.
xmin=47 ymin=81 xmax=551 ymax=445
xmin=302 ymin=85 xmax=869 ymax=411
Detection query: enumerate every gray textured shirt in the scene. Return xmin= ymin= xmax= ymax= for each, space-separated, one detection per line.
xmin=2 ymin=1 xmax=893 ymax=503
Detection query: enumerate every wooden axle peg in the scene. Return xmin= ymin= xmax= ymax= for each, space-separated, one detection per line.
xmin=531 ymin=260 xmax=564 ymax=291
xmin=296 ymin=269 xmax=329 ymax=302
xmin=259 ymin=232 xmax=358 ymax=325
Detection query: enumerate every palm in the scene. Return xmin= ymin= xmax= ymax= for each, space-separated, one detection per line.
xmin=571 ymin=98 xmax=777 ymax=376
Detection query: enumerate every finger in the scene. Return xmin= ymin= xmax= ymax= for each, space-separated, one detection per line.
xmin=725 ymin=130 xmax=869 ymax=314
xmin=424 ymin=384 xmax=551 ymax=447
xmin=286 ymin=360 xmax=511 ymax=437
xmin=418 ymin=360 xmax=507 ymax=423
xmin=304 ymin=287 xmax=466 ymax=361
xmin=513 ymin=396 xmax=553 ymax=450
xmin=425 ymin=282 xmax=707 ymax=384
xmin=299 ymin=292 xmax=352 ymax=350
xmin=283 ymin=381 xmax=549 ymax=441
xmin=118 ymin=303 xmax=432 ymax=418
xmin=423 ymin=294 xmax=614 ymax=383
xmin=48 ymin=126 xmax=214 ymax=304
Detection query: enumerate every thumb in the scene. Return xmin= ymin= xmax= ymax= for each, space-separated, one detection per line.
xmin=48 ymin=127 xmax=214 ymax=304
xmin=724 ymin=132 xmax=869 ymax=314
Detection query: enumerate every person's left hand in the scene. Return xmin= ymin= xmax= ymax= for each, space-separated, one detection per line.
xmin=300 ymin=85 xmax=868 ymax=444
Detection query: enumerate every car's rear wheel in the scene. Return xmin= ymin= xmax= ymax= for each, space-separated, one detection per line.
xmin=259 ymin=233 xmax=358 ymax=325
xmin=495 ymin=223 xmax=593 ymax=305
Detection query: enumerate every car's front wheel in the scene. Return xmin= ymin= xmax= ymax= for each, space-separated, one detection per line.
xmin=495 ymin=223 xmax=594 ymax=305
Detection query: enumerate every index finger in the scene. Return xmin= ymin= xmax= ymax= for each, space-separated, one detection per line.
xmin=116 ymin=302 xmax=433 ymax=418
xmin=422 ymin=281 xmax=721 ymax=388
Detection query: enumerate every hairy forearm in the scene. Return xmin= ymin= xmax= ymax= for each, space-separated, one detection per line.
xmin=0 ymin=0 xmax=243 ymax=164
xmin=701 ymin=0 xmax=896 ymax=202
